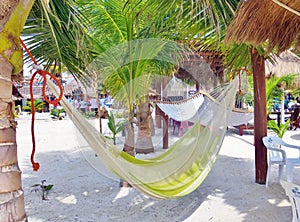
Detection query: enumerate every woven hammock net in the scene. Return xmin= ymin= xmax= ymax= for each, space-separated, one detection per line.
xmin=156 ymin=91 xmax=254 ymax=127
xmin=157 ymin=74 xmax=254 ymax=127
xmin=48 ymin=77 xmax=238 ymax=199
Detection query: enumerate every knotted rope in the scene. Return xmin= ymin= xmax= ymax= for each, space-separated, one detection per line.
xmin=20 ymin=39 xmax=64 ymax=171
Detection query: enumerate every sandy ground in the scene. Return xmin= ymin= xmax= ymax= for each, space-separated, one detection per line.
xmin=15 ymin=112 xmax=300 ymax=222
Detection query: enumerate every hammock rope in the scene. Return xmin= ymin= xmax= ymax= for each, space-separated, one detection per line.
xmin=20 ymin=39 xmax=64 ymax=171
xmin=47 ymin=76 xmax=238 ymax=199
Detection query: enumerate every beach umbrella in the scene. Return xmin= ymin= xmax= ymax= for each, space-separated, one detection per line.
xmin=224 ymin=0 xmax=300 ymax=184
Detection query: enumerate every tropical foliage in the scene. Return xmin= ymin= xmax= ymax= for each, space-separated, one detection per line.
xmin=266 ymin=74 xmax=300 ymax=113
xmin=237 ymin=73 xmax=300 ymax=112
xmin=267 ymin=119 xmax=290 ymax=138
xmin=50 ymin=108 xmax=65 ymax=120
xmin=22 ymin=0 xmax=93 ymax=82
xmin=21 ymin=0 xmax=247 ymax=156
xmin=107 ymin=112 xmax=125 ymax=145
xmin=23 ymin=99 xmax=45 ymax=113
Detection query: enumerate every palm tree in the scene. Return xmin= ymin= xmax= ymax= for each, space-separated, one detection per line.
xmin=0 ymin=0 xmax=35 ymax=220
xmin=75 ymin=1 xmax=179 ymax=154
xmin=22 ymin=0 xmax=93 ymax=80
xmin=0 ymin=0 xmax=90 ymax=219
xmin=75 ymin=0 xmax=241 ymax=154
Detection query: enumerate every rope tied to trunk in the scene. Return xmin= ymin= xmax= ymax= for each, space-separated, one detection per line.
xmin=20 ymin=39 xmax=64 ymax=171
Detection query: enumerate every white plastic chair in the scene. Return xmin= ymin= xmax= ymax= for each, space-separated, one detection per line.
xmin=281 ymin=180 xmax=300 ymax=222
xmin=262 ymin=136 xmax=300 ymax=187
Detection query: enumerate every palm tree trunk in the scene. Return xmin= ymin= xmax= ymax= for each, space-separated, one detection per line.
xmin=120 ymin=111 xmax=135 ymax=187
xmin=123 ymin=112 xmax=135 ymax=156
xmin=135 ymin=96 xmax=154 ymax=154
xmin=0 ymin=54 xmax=27 ymax=221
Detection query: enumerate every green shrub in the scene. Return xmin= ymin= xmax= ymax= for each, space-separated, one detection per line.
xmin=50 ymin=108 xmax=65 ymax=120
xmin=23 ymin=99 xmax=45 ymax=113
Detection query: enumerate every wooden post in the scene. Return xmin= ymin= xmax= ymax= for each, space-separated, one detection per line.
xmin=155 ymin=104 xmax=162 ymax=128
xmin=251 ymin=48 xmax=268 ymax=184
xmin=163 ymin=113 xmax=169 ymax=149
xmin=155 ymin=78 xmax=162 ymax=128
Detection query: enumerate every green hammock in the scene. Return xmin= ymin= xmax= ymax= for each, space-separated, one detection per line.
xmin=47 ymin=77 xmax=238 ymax=199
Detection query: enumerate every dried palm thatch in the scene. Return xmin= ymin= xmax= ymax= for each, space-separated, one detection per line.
xmin=266 ymin=50 xmax=300 ymax=87
xmin=266 ymin=50 xmax=300 ymax=77
xmin=225 ymin=0 xmax=300 ymax=52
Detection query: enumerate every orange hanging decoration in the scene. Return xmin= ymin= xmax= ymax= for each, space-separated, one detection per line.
xmin=20 ymin=39 xmax=64 ymax=171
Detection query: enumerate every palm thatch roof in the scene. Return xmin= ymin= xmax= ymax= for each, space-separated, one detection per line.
xmin=225 ymin=0 xmax=300 ymax=52
xmin=265 ymin=50 xmax=300 ymax=76
xmin=266 ymin=50 xmax=300 ymax=87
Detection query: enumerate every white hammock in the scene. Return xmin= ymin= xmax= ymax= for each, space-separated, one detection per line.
xmin=156 ymin=94 xmax=205 ymax=122
xmin=229 ymin=109 xmax=254 ymax=126
xmin=47 ymin=77 xmax=238 ymax=199
xmin=156 ymin=90 xmax=254 ymax=127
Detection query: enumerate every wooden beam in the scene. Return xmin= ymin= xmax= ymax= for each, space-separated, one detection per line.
xmin=251 ymin=48 xmax=268 ymax=184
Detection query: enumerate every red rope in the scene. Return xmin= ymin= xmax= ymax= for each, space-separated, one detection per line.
xmin=20 ymin=39 xmax=64 ymax=171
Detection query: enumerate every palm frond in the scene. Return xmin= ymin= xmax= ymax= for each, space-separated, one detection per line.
xmin=141 ymin=0 xmax=239 ymax=39
xmin=267 ymin=119 xmax=290 ymax=138
xmin=22 ymin=0 xmax=93 ymax=82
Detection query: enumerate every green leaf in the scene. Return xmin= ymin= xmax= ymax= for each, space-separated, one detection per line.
xmin=267 ymin=119 xmax=290 ymax=138
xmin=42 ymin=184 xmax=54 ymax=191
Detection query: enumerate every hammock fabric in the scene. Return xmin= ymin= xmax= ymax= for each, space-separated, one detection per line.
xmin=229 ymin=109 xmax=254 ymax=127
xmin=156 ymin=89 xmax=254 ymax=127
xmin=47 ymin=77 xmax=238 ymax=199
xmin=155 ymin=93 xmax=205 ymax=122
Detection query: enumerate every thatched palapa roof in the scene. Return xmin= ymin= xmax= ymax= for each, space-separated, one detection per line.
xmin=265 ymin=50 xmax=300 ymax=76
xmin=266 ymin=50 xmax=300 ymax=87
xmin=225 ymin=0 xmax=300 ymax=52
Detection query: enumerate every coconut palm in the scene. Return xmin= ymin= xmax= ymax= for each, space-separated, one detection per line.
xmin=0 ymin=0 xmax=91 ymax=219
xmin=107 ymin=112 xmax=125 ymax=145
xmin=0 ymin=1 xmax=35 ymax=220
xmin=22 ymin=0 xmax=93 ymax=81
xmin=267 ymin=119 xmax=291 ymax=138
xmin=75 ymin=0 xmax=242 ymax=154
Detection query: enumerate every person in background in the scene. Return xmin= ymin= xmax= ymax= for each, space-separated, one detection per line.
xmin=79 ymin=98 xmax=87 ymax=113
xmin=90 ymin=97 xmax=98 ymax=117
xmin=72 ymin=98 xmax=79 ymax=110
xmin=100 ymin=95 xmax=106 ymax=108
xmin=68 ymin=96 xmax=73 ymax=105
xmin=287 ymin=92 xmax=294 ymax=101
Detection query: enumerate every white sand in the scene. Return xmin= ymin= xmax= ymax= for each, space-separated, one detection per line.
xmin=16 ymin=112 xmax=299 ymax=222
